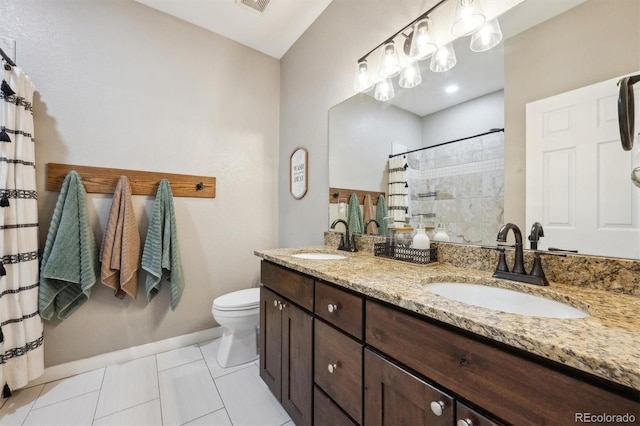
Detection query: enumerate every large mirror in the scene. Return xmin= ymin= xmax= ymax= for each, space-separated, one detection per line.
xmin=329 ymin=0 xmax=640 ymax=259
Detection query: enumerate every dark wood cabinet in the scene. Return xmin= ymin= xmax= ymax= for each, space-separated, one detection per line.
xmin=260 ymin=280 xmax=313 ymax=426
xmin=456 ymin=402 xmax=501 ymax=426
xmin=314 ymin=319 xmax=363 ymax=424
xmin=314 ymin=386 xmax=358 ymax=426
xmin=364 ymin=349 xmax=455 ymax=426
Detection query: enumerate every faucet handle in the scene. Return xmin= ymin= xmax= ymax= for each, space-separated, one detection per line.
xmin=529 ymin=252 xmax=549 ymax=285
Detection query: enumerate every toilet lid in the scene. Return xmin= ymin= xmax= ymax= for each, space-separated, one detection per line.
xmin=213 ymin=288 xmax=260 ymax=310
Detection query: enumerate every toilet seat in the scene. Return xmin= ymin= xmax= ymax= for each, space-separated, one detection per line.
xmin=213 ymin=288 xmax=259 ymax=311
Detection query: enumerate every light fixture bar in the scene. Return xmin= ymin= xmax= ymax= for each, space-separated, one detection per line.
xmin=357 ymin=0 xmax=448 ymax=63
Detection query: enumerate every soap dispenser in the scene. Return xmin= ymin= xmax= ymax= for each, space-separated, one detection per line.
xmin=433 ymin=216 xmax=450 ymax=242
xmin=412 ymin=224 xmax=430 ymax=250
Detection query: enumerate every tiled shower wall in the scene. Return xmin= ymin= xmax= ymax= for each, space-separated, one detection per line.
xmin=407 ymin=132 xmax=505 ymax=244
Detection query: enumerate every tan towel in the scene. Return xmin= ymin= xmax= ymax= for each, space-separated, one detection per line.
xmin=100 ymin=176 xmax=141 ymax=299
xmin=363 ymin=194 xmax=377 ymax=235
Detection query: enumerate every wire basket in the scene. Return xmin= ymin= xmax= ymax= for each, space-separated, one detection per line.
xmin=374 ymin=243 xmax=437 ymax=265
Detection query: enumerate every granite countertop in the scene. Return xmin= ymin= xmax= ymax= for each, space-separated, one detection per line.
xmin=255 ymin=246 xmax=640 ymax=393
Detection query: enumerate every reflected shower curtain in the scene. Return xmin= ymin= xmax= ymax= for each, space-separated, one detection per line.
xmin=0 ymin=64 xmax=44 ymax=397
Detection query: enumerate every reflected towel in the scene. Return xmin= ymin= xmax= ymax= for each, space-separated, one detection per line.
xmin=100 ymin=176 xmax=141 ymax=299
xmin=376 ymin=195 xmax=388 ymax=236
xmin=39 ymin=171 xmax=99 ymax=320
xmin=363 ymin=194 xmax=377 ymax=235
xmin=346 ymin=193 xmax=363 ymax=234
xmin=142 ymin=179 xmax=184 ymax=310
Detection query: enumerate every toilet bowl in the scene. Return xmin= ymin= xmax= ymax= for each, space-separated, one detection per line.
xmin=212 ymin=287 xmax=260 ymax=368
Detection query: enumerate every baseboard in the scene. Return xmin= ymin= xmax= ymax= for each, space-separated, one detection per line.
xmin=26 ymin=327 xmax=222 ymax=388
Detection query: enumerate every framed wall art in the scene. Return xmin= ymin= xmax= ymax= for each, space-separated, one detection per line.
xmin=290 ymin=147 xmax=308 ymax=199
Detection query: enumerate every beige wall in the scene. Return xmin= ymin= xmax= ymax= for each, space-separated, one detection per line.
xmin=1 ymin=0 xmax=279 ymax=366
xmin=504 ymin=0 xmax=640 ymax=228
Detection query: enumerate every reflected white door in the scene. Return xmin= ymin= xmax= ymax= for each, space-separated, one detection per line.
xmin=526 ymin=72 xmax=640 ymax=258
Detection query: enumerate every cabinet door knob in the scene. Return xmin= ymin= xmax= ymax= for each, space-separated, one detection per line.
xmin=273 ymin=300 xmax=278 ymax=308
xmin=327 ymin=363 xmax=338 ymax=373
xmin=430 ymin=400 xmax=446 ymax=416
xmin=327 ymin=303 xmax=338 ymax=313
xmin=281 ymin=302 xmax=286 ymax=310
xmin=457 ymin=419 xmax=474 ymax=426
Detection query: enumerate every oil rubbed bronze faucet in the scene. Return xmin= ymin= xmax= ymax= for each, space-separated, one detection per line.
xmin=364 ymin=219 xmax=380 ymax=235
xmin=493 ymin=223 xmax=549 ymax=286
xmin=330 ymin=219 xmax=357 ymax=252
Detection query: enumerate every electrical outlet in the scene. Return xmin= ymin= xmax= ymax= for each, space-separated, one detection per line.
xmin=0 ymin=36 xmax=17 ymax=64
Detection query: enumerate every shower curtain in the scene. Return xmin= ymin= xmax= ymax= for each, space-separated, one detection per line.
xmin=0 ymin=64 xmax=44 ymax=397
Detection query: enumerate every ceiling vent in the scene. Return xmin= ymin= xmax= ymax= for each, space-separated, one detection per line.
xmin=236 ymin=0 xmax=271 ymax=14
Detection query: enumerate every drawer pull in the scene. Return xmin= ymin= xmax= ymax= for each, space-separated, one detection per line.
xmin=457 ymin=419 xmax=474 ymax=426
xmin=327 ymin=363 xmax=338 ymax=373
xmin=430 ymin=400 xmax=446 ymax=416
xmin=327 ymin=303 xmax=338 ymax=313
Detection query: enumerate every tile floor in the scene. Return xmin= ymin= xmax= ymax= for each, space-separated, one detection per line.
xmin=0 ymin=338 xmax=293 ymax=426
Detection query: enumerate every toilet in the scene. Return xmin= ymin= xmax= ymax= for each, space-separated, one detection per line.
xmin=211 ymin=287 xmax=260 ymax=368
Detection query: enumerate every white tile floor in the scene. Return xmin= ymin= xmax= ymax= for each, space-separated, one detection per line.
xmin=0 ymin=338 xmax=293 ymax=426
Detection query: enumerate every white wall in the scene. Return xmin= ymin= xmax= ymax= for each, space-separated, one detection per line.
xmin=1 ymin=0 xmax=279 ymax=367
xmin=422 ymin=90 xmax=504 ymax=146
xmin=329 ymin=93 xmax=422 ymax=191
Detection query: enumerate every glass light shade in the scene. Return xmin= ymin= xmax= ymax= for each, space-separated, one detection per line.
xmin=378 ymin=41 xmax=401 ymax=78
xmin=353 ymin=59 xmax=374 ymax=92
xmin=374 ymin=78 xmax=395 ymax=101
xmin=470 ymin=18 xmax=503 ymax=52
xmin=451 ymin=0 xmax=486 ymax=37
xmin=409 ymin=18 xmax=437 ymax=60
xmin=430 ymin=43 xmax=457 ymax=72
xmin=399 ymin=61 xmax=422 ymax=89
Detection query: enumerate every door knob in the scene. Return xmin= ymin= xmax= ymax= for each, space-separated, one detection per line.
xmin=430 ymin=400 xmax=446 ymax=416
xmin=327 ymin=303 xmax=338 ymax=313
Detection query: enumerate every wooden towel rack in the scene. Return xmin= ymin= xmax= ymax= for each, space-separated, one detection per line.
xmin=329 ymin=187 xmax=385 ymax=205
xmin=47 ymin=163 xmax=216 ymax=198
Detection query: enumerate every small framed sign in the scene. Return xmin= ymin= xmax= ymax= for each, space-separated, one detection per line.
xmin=290 ymin=147 xmax=308 ymax=199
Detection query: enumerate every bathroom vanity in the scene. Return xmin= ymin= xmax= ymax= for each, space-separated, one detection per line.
xmin=256 ymin=246 xmax=639 ymax=425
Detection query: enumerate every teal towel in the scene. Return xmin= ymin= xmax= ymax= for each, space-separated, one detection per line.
xmin=142 ymin=179 xmax=184 ymax=310
xmin=39 ymin=171 xmax=98 ymax=320
xmin=347 ymin=193 xmax=363 ymax=234
xmin=376 ymin=195 xmax=388 ymax=236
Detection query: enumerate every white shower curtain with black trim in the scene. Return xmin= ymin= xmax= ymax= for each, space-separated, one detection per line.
xmin=0 ymin=63 xmax=44 ymax=398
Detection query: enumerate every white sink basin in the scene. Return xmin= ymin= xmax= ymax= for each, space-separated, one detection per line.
xmin=291 ymin=253 xmax=347 ymax=260
xmin=424 ymin=283 xmax=589 ymax=319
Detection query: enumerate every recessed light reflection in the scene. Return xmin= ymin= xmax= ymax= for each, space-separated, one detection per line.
xmin=445 ymin=85 xmax=459 ymax=93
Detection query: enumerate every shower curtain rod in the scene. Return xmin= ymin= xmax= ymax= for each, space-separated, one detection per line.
xmin=389 ymin=128 xmax=505 ymax=158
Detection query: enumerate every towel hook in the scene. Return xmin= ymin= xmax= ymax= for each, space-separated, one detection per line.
xmin=196 ymin=182 xmax=204 ymax=191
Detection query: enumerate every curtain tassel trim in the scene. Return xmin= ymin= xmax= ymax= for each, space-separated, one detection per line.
xmin=2 ymin=383 xmax=11 ymax=399
xmin=0 ymin=192 xmax=9 ymax=207
xmin=1 ymin=80 xmax=15 ymax=97
xmin=0 ymin=127 xmax=11 ymax=143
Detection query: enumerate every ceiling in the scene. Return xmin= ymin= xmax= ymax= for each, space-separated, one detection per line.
xmin=134 ymin=0 xmax=333 ymax=59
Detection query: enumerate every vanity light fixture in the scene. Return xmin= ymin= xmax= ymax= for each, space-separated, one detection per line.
xmin=451 ymin=0 xmax=486 ymax=37
xmin=353 ymin=0 xmax=512 ymax=101
xmin=470 ymin=18 xmax=503 ymax=52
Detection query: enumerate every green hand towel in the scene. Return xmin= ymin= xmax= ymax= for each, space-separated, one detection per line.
xmin=39 ymin=171 xmax=98 ymax=320
xmin=347 ymin=193 xmax=363 ymax=234
xmin=142 ymin=179 xmax=184 ymax=311
xmin=376 ymin=194 xmax=388 ymax=236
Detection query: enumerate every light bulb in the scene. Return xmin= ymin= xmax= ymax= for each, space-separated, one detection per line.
xmin=430 ymin=43 xmax=457 ymax=73
xmin=353 ymin=59 xmax=374 ymax=93
xmin=378 ymin=41 xmax=401 ymax=79
xmin=374 ymin=78 xmax=395 ymax=101
xmin=409 ymin=18 xmax=437 ymax=60
xmin=470 ymin=18 xmax=503 ymax=52
xmin=399 ymin=61 xmax=422 ymax=89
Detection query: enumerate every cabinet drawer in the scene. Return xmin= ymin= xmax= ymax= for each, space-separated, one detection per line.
xmin=364 ymin=349 xmax=454 ymax=426
xmin=315 ymin=320 xmax=363 ymax=424
xmin=456 ymin=402 xmax=502 ymax=426
xmin=366 ymin=300 xmax=639 ymax=425
xmin=261 ymin=261 xmax=313 ymax=311
xmin=314 ymin=386 xmax=357 ymax=426
xmin=315 ymin=281 xmax=363 ymax=339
